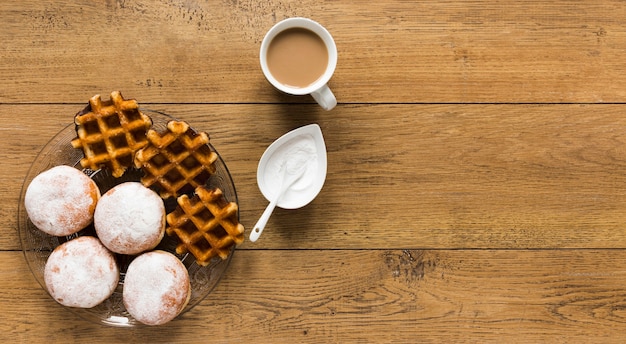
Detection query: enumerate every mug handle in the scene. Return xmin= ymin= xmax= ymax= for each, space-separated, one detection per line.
xmin=310 ymin=84 xmax=337 ymax=111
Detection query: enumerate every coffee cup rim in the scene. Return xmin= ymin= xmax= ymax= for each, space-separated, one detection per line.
xmin=260 ymin=17 xmax=337 ymax=95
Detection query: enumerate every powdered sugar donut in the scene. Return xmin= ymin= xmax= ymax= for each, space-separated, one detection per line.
xmin=25 ymin=165 xmax=100 ymax=236
xmin=94 ymin=182 xmax=165 ymax=255
xmin=123 ymin=250 xmax=191 ymax=325
xmin=44 ymin=236 xmax=119 ymax=308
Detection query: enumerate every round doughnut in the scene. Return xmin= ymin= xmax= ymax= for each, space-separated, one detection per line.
xmin=94 ymin=182 xmax=165 ymax=255
xmin=44 ymin=236 xmax=119 ymax=308
xmin=123 ymin=250 xmax=191 ymax=325
xmin=25 ymin=165 xmax=100 ymax=236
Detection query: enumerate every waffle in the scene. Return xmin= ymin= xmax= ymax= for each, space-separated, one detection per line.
xmin=134 ymin=120 xmax=218 ymax=199
xmin=166 ymin=186 xmax=245 ymax=265
xmin=71 ymin=91 xmax=152 ymax=178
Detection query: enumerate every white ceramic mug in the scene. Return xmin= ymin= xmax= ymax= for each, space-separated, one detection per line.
xmin=260 ymin=17 xmax=337 ymax=111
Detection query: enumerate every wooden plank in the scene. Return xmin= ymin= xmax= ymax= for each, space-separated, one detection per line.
xmin=3 ymin=249 xmax=626 ymax=342
xmin=1 ymin=1 xmax=626 ymax=103
xmin=4 ymin=103 xmax=626 ymax=251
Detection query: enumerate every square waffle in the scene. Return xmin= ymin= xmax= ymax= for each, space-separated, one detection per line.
xmin=166 ymin=186 xmax=245 ymax=265
xmin=134 ymin=120 xmax=218 ymax=199
xmin=71 ymin=91 xmax=152 ymax=178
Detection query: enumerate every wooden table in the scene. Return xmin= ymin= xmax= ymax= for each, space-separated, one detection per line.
xmin=2 ymin=1 xmax=626 ymax=342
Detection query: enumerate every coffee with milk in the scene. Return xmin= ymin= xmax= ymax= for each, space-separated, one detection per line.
xmin=266 ymin=28 xmax=329 ymax=88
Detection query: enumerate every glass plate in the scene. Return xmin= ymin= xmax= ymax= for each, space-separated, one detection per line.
xmin=17 ymin=109 xmax=238 ymax=327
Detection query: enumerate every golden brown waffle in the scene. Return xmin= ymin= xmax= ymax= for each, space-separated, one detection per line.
xmin=166 ymin=186 xmax=244 ymax=265
xmin=71 ymin=91 xmax=152 ymax=178
xmin=134 ymin=120 xmax=218 ymax=199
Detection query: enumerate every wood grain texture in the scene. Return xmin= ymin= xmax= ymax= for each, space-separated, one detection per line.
xmin=3 ymin=250 xmax=626 ymax=343
xmin=1 ymin=0 xmax=626 ymax=103
xmin=3 ymin=0 xmax=626 ymax=342
xmin=4 ymin=103 xmax=626 ymax=251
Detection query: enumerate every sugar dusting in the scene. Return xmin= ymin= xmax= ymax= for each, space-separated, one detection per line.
xmin=44 ymin=236 xmax=119 ymax=308
xmin=123 ymin=251 xmax=190 ymax=325
xmin=25 ymin=165 xmax=99 ymax=236
xmin=94 ymin=182 xmax=165 ymax=255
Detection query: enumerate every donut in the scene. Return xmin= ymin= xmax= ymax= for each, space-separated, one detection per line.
xmin=44 ymin=236 xmax=119 ymax=308
xmin=123 ymin=250 xmax=191 ymax=325
xmin=94 ymin=182 xmax=165 ymax=255
xmin=24 ymin=165 xmax=100 ymax=236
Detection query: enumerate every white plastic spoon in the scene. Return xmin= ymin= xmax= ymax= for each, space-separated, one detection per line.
xmin=250 ymin=161 xmax=307 ymax=242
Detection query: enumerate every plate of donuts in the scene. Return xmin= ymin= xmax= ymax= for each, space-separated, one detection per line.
xmin=17 ymin=92 xmax=244 ymax=327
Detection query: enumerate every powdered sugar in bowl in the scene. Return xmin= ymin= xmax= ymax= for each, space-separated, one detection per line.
xmin=256 ymin=124 xmax=327 ymax=210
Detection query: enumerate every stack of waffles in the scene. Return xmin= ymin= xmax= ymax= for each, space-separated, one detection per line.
xmin=71 ymin=91 xmax=244 ymax=264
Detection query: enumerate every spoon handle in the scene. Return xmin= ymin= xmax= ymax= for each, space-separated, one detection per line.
xmin=250 ymin=199 xmax=278 ymax=242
